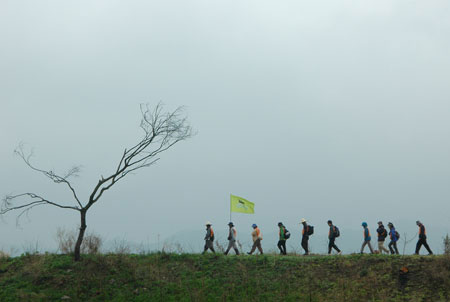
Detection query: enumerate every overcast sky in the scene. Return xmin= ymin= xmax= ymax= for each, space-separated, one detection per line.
xmin=1 ymin=0 xmax=450 ymax=254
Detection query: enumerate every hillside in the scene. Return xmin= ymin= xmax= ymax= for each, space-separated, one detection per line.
xmin=0 ymin=253 xmax=449 ymax=301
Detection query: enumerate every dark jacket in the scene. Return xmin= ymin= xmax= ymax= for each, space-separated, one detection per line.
xmin=302 ymin=222 xmax=309 ymax=238
xmin=377 ymin=225 xmax=387 ymax=242
xmin=329 ymin=225 xmax=337 ymax=239
xmin=418 ymin=224 xmax=427 ymax=240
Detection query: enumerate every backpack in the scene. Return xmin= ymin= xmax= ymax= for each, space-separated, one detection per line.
xmin=334 ymin=226 xmax=340 ymax=238
xmin=284 ymin=228 xmax=291 ymax=239
xmin=307 ymin=225 xmax=314 ymax=236
xmin=395 ymin=231 xmax=400 ymax=240
xmin=380 ymin=228 xmax=388 ymax=239
xmin=210 ymin=228 xmax=215 ymax=241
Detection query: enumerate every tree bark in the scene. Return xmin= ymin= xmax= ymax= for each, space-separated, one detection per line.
xmin=74 ymin=209 xmax=87 ymax=261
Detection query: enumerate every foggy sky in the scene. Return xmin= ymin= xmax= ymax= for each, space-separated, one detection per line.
xmin=1 ymin=0 xmax=450 ymax=254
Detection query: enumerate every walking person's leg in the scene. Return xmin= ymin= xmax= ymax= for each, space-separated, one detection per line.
xmin=256 ymin=239 xmax=263 ymax=254
xmin=281 ymin=240 xmax=287 ymax=255
xmin=249 ymin=241 xmax=257 ymax=255
xmin=415 ymin=239 xmax=423 ymax=254
xmin=389 ymin=241 xmax=397 ymax=254
xmin=277 ymin=240 xmax=283 ymax=254
xmin=305 ymin=237 xmax=309 ymax=255
xmin=232 ymin=241 xmax=239 ymax=255
xmin=206 ymin=240 xmax=215 ymax=253
xmin=381 ymin=242 xmax=389 ymax=254
xmin=383 ymin=243 xmax=389 ymax=253
xmin=378 ymin=242 xmax=384 ymax=254
xmin=368 ymin=241 xmax=374 ymax=254
xmin=393 ymin=241 xmax=399 ymax=254
xmin=225 ymin=241 xmax=233 ymax=255
xmin=333 ymin=243 xmax=341 ymax=253
xmin=423 ymin=239 xmax=433 ymax=255
xmin=301 ymin=236 xmax=308 ymax=255
xmin=361 ymin=241 xmax=367 ymax=253
xmin=330 ymin=239 xmax=341 ymax=254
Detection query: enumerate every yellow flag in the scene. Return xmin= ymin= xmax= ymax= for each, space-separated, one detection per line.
xmin=230 ymin=194 xmax=255 ymax=214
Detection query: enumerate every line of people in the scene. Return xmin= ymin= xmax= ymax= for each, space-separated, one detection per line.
xmin=202 ymin=219 xmax=433 ymax=255
xmin=361 ymin=220 xmax=433 ymax=255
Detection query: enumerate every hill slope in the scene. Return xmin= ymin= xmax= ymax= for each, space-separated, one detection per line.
xmin=0 ymin=253 xmax=449 ymax=301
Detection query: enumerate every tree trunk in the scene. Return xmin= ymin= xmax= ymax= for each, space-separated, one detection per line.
xmin=74 ymin=209 xmax=87 ymax=261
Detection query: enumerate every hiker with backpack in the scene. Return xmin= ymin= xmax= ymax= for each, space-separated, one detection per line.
xmin=387 ymin=222 xmax=399 ymax=255
xmin=224 ymin=222 xmax=240 ymax=255
xmin=361 ymin=222 xmax=374 ymax=254
xmin=277 ymin=222 xmax=289 ymax=255
xmin=247 ymin=224 xmax=263 ymax=255
xmin=202 ymin=221 xmax=215 ymax=254
xmin=376 ymin=221 xmax=390 ymax=254
xmin=327 ymin=220 xmax=342 ymax=255
xmin=415 ymin=221 xmax=433 ymax=255
xmin=300 ymin=218 xmax=313 ymax=255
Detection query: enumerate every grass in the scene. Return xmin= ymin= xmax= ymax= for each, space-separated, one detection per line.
xmin=0 ymin=253 xmax=449 ymax=301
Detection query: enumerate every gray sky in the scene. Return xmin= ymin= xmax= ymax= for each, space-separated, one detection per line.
xmin=1 ymin=0 xmax=450 ymax=254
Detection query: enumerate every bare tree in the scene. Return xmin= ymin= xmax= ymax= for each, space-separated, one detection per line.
xmin=401 ymin=232 xmax=417 ymax=255
xmin=1 ymin=103 xmax=192 ymax=261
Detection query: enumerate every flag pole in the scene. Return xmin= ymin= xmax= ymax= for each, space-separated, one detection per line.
xmin=229 ymin=194 xmax=232 ymax=222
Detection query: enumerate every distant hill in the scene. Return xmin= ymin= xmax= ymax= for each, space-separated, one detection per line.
xmin=0 ymin=253 xmax=449 ymax=301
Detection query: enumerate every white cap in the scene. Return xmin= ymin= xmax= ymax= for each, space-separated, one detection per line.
xmin=301 ymin=218 xmax=307 ymax=223
xmin=205 ymin=221 xmax=212 ymax=225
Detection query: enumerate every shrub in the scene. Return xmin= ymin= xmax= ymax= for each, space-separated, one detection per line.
xmin=56 ymin=227 xmax=102 ymax=254
xmin=110 ymin=238 xmax=131 ymax=254
xmin=0 ymin=250 xmax=9 ymax=259
xmin=443 ymin=234 xmax=450 ymax=255
xmin=161 ymin=242 xmax=184 ymax=254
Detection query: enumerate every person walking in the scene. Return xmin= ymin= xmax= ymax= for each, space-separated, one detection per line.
xmin=376 ymin=221 xmax=390 ymax=254
xmin=387 ymin=222 xmax=399 ymax=255
xmin=224 ymin=222 xmax=240 ymax=255
xmin=361 ymin=222 xmax=374 ymax=254
xmin=327 ymin=220 xmax=341 ymax=255
xmin=247 ymin=224 xmax=263 ymax=255
xmin=415 ymin=221 xmax=433 ymax=255
xmin=300 ymin=218 xmax=310 ymax=255
xmin=202 ymin=221 xmax=215 ymax=254
xmin=277 ymin=222 xmax=287 ymax=255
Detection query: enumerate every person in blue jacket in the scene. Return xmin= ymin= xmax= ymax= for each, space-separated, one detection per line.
xmin=387 ymin=222 xmax=399 ymax=254
xmin=360 ymin=222 xmax=374 ymax=254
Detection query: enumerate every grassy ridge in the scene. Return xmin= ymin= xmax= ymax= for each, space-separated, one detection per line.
xmin=0 ymin=253 xmax=449 ymax=301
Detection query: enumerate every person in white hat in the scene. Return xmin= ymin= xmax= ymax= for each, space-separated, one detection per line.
xmin=224 ymin=222 xmax=240 ymax=255
xmin=300 ymin=218 xmax=310 ymax=255
xmin=202 ymin=221 xmax=215 ymax=254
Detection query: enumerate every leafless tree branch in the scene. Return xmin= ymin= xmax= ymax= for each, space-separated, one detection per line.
xmin=87 ymin=102 xmax=192 ymax=207
xmin=14 ymin=144 xmax=83 ymax=208
xmin=402 ymin=232 xmax=418 ymax=255
xmin=1 ymin=193 xmax=80 ymax=225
